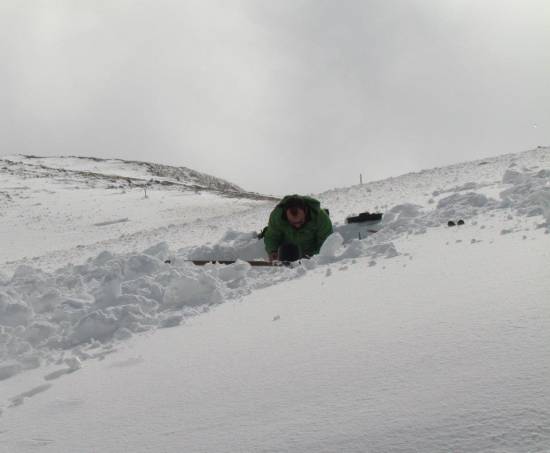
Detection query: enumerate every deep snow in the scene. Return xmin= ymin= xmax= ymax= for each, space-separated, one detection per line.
xmin=1 ymin=148 xmax=550 ymax=452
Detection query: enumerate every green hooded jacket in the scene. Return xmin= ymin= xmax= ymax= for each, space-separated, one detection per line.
xmin=264 ymin=195 xmax=333 ymax=257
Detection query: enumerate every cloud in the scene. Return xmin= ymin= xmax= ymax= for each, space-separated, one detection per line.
xmin=1 ymin=0 xmax=549 ymax=195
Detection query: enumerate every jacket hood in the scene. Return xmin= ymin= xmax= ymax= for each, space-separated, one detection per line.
xmin=276 ymin=195 xmax=322 ymax=213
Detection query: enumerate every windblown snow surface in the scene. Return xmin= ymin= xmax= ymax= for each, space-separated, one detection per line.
xmin=1 ymin=148 xmax=549 ymax=452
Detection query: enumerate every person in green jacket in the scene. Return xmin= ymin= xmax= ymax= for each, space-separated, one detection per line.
xmin=264 ymin=195 xmax=333 ymax=262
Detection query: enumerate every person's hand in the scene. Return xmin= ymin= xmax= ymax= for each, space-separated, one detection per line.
xmin=269 ymin=252 xmax=278 ymax=262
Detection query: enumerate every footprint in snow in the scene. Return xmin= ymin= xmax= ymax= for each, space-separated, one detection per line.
xmin=9 ymin=384 xmax=52 ymax=408
xmin=17 ymin=438 xmax=56 ymax=448
xmin=44 ymin=367 xmax=78 ymax=381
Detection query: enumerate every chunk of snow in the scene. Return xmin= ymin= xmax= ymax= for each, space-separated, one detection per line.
xmin=0 ymin=292 xmax=32 ymax=327
xmin=318 ymin=233 xmax=344 ymax=259
xmin=163 ymin=274 xmax=222 ymax=309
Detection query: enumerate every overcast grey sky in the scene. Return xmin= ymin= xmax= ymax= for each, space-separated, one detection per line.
xmin=1 ymin=0 xmax=549 ymax=195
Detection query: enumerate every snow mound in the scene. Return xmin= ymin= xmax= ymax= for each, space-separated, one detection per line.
xmin=163 ymin=274 xmax=223 ymax=309
xmin=315 ymin=233 xmax=367 ymax=264
xmin=0 ymin=248 xmax=232 ymax=379
xmin=1 ymin=232 xmax=395 ymax=381
xmin=500 ymin=167 xmax=550 ymax=226
xmin=379 ymin=203 xmax=426 ymax=235
xmin=187 ymin=230 xmax=267 ymax=261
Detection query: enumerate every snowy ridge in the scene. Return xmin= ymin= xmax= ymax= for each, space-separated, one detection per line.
xmin=320 ymin=146 xmax=550 ymax=221
xmin=0 ymin=155 xmax=280 ymax=199
xmin=1 ymin=154 xmax=249 ymax=194
xmin=1 ymin=147 xmax=550 ymax=451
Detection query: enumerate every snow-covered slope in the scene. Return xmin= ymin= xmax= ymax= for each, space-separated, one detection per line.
xmin=3 ymin=155 xmax=245 ymax=192
xmin=0 ymin=155 xmax=275 ymax=272
xmin=1 ymin=147 xmax=549 ymax=452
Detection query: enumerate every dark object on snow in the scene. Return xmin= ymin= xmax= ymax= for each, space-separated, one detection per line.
xmin=278 ymin=243 xmax=301 ymax=262
xmin=346 ymin=212 xmax=383 ymax=224
xmin=447 ymin=219 xmax=465 ymax=227
xmin=165 ymin=258 xmax=280 ymax=267
xmin=190 ymin=260 xmax=276 ymax=267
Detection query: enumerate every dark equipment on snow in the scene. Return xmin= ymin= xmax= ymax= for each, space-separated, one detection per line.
xmin=346 ymin=212 xmax=383 ymax=224
xmin=189 ymin=260 xmax=276 ymax=267
xmin=447 ymin=219 xmax=465 ymax=227
xmin=164 ymin=259 xmax=293 ymax=267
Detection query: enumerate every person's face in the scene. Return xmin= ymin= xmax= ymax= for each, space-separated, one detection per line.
xmin=286 ymin=207 xmax=306 ymax=229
